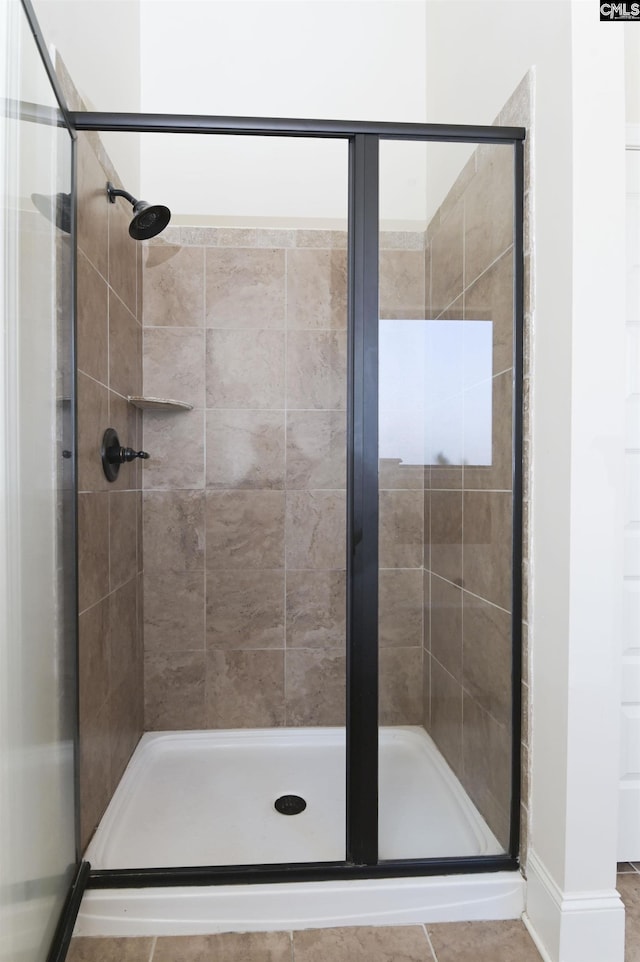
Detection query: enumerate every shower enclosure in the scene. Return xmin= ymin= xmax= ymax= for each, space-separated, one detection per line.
xmin=5 ymin=3 xmax=526 ymax=945
xmin=69 ymin=113 xmax=524 ymax=894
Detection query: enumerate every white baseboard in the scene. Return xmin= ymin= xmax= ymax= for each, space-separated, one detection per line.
xmin=524 ymin=851 xmax=625 ymax=962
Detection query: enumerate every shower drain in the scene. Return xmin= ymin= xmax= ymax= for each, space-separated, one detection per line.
xmin=274 ymin=794 xmax=307 ymax=815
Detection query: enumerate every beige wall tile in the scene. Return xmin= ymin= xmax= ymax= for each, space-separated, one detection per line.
xmin=143 ymin=490 xmax=205 ymax=573
xmin=77 ymin=134 xmax=144 ymax=846
xmin=463 ymin=372 xmax=513 ymax=492
xmin=144 ymin=570 xmax=205 ymax=653
xmin=206 ymin=490 xmax=285 ymax=569
xmin=109 ymin=491 xmax=137 ymax=589
xmin=77 ymin=372 xmax=109 ymax=492
xmin=429 ymin=463 xmax=463 ymax=491
xmin=379 ymin=568 xmax=423 ymax=648
xmin=144 ymin=651 xmax=206 ymax=730
xmin=429 ymin=490 xmax=462 ymax=585
xmin=379 ymin=490 xmax=423 ymax=569
xmin=78 ymin=599 xmax=110 ymax=726
xmin=429 ymin=656 xmax=463 ymax=777
xmin=462 ymin=693 xmax=511 ymax=836
xmin=206 ymin=650 xmax=285 ymax=727
xmin=286 ymin=249 xmax=347 ymax=330
xmin=206 ymin=329 xmax=285 ymax=409
xmin=464 ymin=144 xmax=514 ymax=288
xmin=109 ymin=292 xmax=141 ymax=399
xmin=143 ymin=407 xmax=205 ymax=491
xmin=293 ymin=925 xmax=434 ymax=962
xmin=108 ymin=196 xmax=138 ymax=316
xmin=109 ymin=578 xmax=140 ymax=693
xmin=286 ymin=411 xmax=346 ymax=490
xmin=285 ymin=490 xmax=346 ymax=570
xmin=206 ymin=248 xmax=285 ymax=328
xmin=78 ymin=492 xmax=109 ymax=611
xmin=285 ymin=649 xmax=345 ymax=726
xmin=286 ymin=331 xmax=347 ymax=410
xmin=430 ymin=201 xmax=464 ymax=315
xmin=137 ymin=493 xmax=143 ymax=573
xmin=380 ymin=231 xmax=425 ymax=251
xmin=295 ymin=230 xmax=348 ymax=249
xmin=110 ymin=666 xmax=142 ymax=787
xmin=463 ymin=491 xmax=512 ymax=610
xmin=143 ymin=245 xmax=204 ymax=327
xmin=423 ymin=568 xmax=431 ymax=650
xmin=379 ymin=250 xmax=425 ymax=319
xmin=76 ymin=135 xmax=108 ymax=279
xmin=379 ymin=647 xmax=423 ymax=725
xmin=430 ymin=575 xmax=462 ymax=680
xmin=286 ymin=570 xmax=345 ymax=649
xmin=206 ymin=410 xmax=285 ymax=489
xmin=77 ymin=250 xmax=108 ymax=384
xmin=144 ymin=328 xmax=205 ymax=409
xmin=379 ymin=459 xmax=424 ymax=491
xmin=78 ymin=701 xmax=111 ymax=851
xmin=136 ymin=242 xmax=143 ymax=322
xmin=422 ymin=648 xmax=431 ymax=730
xmin=463 ymin=592 xmax=511 ymax=727
xmin=207 ymin=569 xmax=285 ymax=649
xmin=464 ymin=248 xmax=514 ymax=376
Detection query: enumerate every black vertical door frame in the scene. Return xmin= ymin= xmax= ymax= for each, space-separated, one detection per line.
xmin=346 ymin=134 xmax=380 ymax=866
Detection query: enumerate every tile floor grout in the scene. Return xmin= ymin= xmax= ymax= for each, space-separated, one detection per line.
xmin=422 ymin=922 xmax=439 ymax=962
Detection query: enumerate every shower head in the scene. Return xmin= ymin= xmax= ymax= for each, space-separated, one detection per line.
xmin=106 ymin=182 xmax=171 ymax=240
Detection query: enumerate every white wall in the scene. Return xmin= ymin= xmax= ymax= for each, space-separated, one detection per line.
xmin=425 ymin=2 xmax=626 ymax=960
xmin=139 ymin=0 xmax=428 ymax=226
xmin=627 ymin=27 xmax=640 ymax=124
xmin=31 ymin=0 xmax=141 ymax=192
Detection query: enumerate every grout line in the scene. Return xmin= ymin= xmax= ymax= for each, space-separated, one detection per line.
xmin=289 ymin=929 xmax=295 ymax=962
xmin=430 ymin=572 xmax=513 ymax=616
xmin=77 ymin=244 xmax=109 ymax=289
xmin=148 ymin=935 xmax=157 ymax=961
xmin=422 ymin=923 xmax=439 ymax=962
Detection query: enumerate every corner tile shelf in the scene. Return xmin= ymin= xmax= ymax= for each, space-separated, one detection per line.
xmin=127 ymin=396 xmax=194 ymax=412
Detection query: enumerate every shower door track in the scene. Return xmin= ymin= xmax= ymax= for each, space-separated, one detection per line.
xmin=71 ymin=110 xmax=526 ymax=890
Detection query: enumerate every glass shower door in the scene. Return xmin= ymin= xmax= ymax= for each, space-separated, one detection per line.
xmin=377 ymin=139 xmax=517 ymax=860
xmin=0 ymin=3 xmax=77 ymax=959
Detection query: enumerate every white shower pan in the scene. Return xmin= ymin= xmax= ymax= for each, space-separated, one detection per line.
xmin=77 ymin=726 xmax=525 ymax=935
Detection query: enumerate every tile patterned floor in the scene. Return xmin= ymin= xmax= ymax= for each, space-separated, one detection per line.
xmin=64 ymin=868 xmax=640 ymax=961
xmin=67 ymin=920 xmax=544 ymax=962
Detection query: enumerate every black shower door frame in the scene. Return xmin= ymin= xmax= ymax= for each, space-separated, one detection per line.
xmin=70 ymin=111 xmax=526 ymax=890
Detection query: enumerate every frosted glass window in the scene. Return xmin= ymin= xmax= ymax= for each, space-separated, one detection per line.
xmin=378 ymin=318 xmax=493 ymax=466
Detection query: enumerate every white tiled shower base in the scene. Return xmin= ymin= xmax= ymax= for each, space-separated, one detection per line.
xmin=77 ymin=727 xmax=524 ymax=935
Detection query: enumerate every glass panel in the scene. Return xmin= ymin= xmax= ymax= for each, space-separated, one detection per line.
xmin=0 ymin=3 xmax=76 ymax=960
xmin=378 ymin=139 xmax=515 ymax=859
xmin=79 ymin=133 xmax=350 ymax=869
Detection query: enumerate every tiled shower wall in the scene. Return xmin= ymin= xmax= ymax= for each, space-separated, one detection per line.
xmin=422 ymin=73 xmax=532 ymax=853
xmin=141 ymin=230 xmax=426 ymax=730
xmin=76 ymin=132 xmax=144 ymax=850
